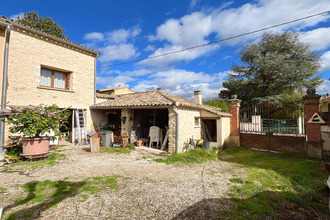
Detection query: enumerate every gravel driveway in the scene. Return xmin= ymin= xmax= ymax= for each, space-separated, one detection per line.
xmin=0 ymin=142 xmax=242 ymax=220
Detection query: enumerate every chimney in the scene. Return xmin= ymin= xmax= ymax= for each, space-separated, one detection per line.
xmin=118 ymin=84 xmax=122 ymax=89
xmin=194 ymin=90 xmax=202 ymax=105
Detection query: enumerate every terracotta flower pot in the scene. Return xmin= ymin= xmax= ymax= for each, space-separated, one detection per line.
xmin=136 ymin=140 xmax=142 ymax=147
xmin=21 ymin=137 xmax=50 ymax=156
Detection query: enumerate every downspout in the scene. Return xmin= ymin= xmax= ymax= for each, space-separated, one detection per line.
xmin=172 ymin=106 xmax=179 ymax=153
xmin=0 ymin=24 xmax=11 ymax=150
xmin=93 ymin=57 xmax=97 ymax=104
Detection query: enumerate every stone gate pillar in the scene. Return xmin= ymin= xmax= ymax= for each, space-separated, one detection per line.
xmin=303 ymin=90 xmax=322 ymax=158
xmin=228 ymin=97 xmax=241 ymax=146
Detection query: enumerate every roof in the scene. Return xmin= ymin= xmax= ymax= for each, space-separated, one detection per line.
xmin=96 ymin=93 xmax=116 ymax=99
xmin=91 ymin=90 xmax=232 ymax=117
xmin=321 ymin=96 xmax=330 ymax=103
xmin=0 ymin=16 xmax=100 ymax=57
xmin=97 ymin=87 xmax=135 ymax=93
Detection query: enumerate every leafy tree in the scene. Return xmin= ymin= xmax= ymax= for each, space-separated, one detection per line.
xmin=203 ymin=99 xmax=229 ymax=113
xmin=16 ymin=11 xmax=68 ymax=40
xmin=7 ymin=105 xmax=70 ymax=138
xmin=223 ymin=31 xmax=322 ymax=105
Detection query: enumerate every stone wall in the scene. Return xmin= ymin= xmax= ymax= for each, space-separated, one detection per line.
xmin=0 ymin=29 xmax=5 ymax=94
xmin=90 ymin=109 xmax=109 ymax=129
xmin=218 ymin=116 xmax=231 ymax=145
xmin=6 ymin=28 xmax=97 ymax=130
xmin=176 ymin=107 xmax=201 ymax=153
xmin=121 ymin=109 xmax=133 ymax=135
xmin=168 ymin=108 xmax=176 ymax=153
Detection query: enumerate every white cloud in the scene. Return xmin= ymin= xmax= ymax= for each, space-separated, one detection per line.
xmin=316 ymin=78 xmax=330 ymax=94
xmin=96 ymin=75 xmax=135 ymax=89
xmin=139 ymin=44 xmax=219 ymax=67
xmin=9 ymin=12 xmax=24 ymax=20
xmin=300 ymin=28 xmax=330 ymax=51
xmin=144 ymin=45 xmax=155 ymax=52
xmin=131 ymin=69 xmax=228 ymax=99
xmin=189 ymin=0 xmax=200 ymax=10
xmin=150 ymin=12 xmax=212 ymax=47
xmin=211 ymin=0 xmax=330 ymax=43
xmin=107 ymin=26 xmax=141 ymax=44
xmin=320 ymin=51 xmax=330 ymax=72
xmin=99 ymin=44 xmax=137 ymax=62
xmin=84 ymin=32 xmax=104 ymax=41
xmin=107 ymin=29 xmax=130 ymax=44
xmin=142 ymin=0 xmax=330 ymax=67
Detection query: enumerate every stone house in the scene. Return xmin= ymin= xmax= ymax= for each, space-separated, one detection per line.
xmin=96 ymin=85 xmax=135 ymax=103
xmin=91 ymin=90 xmax=231 ymax=153
xmin=97 ymin=85 xmax=135 ymax=95
xmin=0 ymin=16 xmax=99 ymax=143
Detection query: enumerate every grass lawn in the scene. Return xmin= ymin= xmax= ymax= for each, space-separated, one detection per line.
xmin=100 ymin=146 xmax=131 ymax=154
xmin=4 ymin=153 xmax=67 ymax=171
xmin=3 ymin=175 xmax=122 ymax=220
xmin=153 ymin=147 xmax=218 ymax=164
xmin=219 ymin=147 xmax=329 ymax=219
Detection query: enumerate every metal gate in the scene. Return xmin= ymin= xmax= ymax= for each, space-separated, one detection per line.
xmin=239 ymin=98 xmax=306 ymax=153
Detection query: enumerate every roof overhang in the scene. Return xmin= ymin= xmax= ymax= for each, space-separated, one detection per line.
xmin=90 ymin=105 xmax=175 ymax=110
xmin=0 ymin=16 xmax=100 ymax=58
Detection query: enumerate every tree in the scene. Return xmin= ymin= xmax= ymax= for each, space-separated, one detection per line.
xmin=222 ymin=31 xmax=323 ymax=105
xmin=17 ymin=11 xmax=68 ymax=40
xmin=6 ymin=105 xmax=70 ymax=138
xmin=203 ymin=99 xmax=229 ymax=113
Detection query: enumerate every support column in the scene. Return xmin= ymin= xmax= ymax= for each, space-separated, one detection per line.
xmin=121 ymin=109 xmax=133 ymax=135
xmin=303 ymin=92 xmax=322 ymax=158
xmin=228 ymin=97 xmax=241 ymax=146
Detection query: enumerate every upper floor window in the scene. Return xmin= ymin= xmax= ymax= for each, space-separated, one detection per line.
xmin=40 ymin=67 xmax=70 ymax=90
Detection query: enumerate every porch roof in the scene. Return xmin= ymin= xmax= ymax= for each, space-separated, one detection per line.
xmin=91 ymin=90 xmax=232 ymax=117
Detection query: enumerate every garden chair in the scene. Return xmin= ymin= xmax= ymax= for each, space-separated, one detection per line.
xmin=149 ymin=126 xmax=162 ymax=148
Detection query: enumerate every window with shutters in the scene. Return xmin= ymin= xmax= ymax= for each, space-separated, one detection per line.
xmin=40 ymin=67 xmax=70 ymax=90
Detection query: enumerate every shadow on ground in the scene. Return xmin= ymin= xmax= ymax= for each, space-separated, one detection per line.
xmin=171 ymin=192 xmax=328 ymax=220
xmin=3 ymin=180 xmax=85 ymax=219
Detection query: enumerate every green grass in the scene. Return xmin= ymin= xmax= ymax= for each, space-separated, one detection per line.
xmin=230 ymin=177 xmax=244 ymax=184
xmin=100 ymin=146 xmax=131 ymax=154
xmin=153 ymin=148 xmax=218 ymax=164
xmin=144 ymin=177 xmax=157 ymax=183
xmin=219 ymin=147 xmax=328 ymax=219
xmin=5 ymin=175 xmax=122 ymax=220
xmin=51 ymin=145 xmax=65 ymax=151
xmin=0 ymin=187 xmax=6 ymax=193
xmin=4 ymin=153 xmax=67 ymax=171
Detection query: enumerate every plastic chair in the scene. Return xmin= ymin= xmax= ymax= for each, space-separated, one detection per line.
xmin=149 ymin=126 xmax=161 ymax=148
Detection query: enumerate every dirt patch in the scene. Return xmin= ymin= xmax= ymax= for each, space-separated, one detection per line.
xmin=0 ymin=143 xmax=239 ymax=219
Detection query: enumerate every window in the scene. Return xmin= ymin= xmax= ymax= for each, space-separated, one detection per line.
xmin=40 ymin=67 xmax=70 ymax=90
xmin=195 ymin=117 xmax=201 ymax=127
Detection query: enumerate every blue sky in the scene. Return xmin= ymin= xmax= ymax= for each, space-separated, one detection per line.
xmin=2 ymin=0 xmax=330 ymax=99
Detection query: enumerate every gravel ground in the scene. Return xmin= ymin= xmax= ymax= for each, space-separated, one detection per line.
xmin=0 ymin=142 xmax=243 ymax=220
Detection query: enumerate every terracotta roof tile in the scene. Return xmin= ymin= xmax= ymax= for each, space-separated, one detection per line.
xmin=321 ymin=96 xmax=330 ymax=103
xmin=91 ymin=90 xmax=231 ymax=117
xmin=96 ymin=93 xmax=116 ymax=99
xmin=0 ymin=16 xmax=100 ymax=57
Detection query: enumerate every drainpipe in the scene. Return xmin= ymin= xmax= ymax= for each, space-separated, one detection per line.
xmin=172 ymin=106 xmax=179 ymax=153
xmin=0 ymin=24 xmax=11 ymax=150
xmin=93 ymin=58 xmax=97 ymax=104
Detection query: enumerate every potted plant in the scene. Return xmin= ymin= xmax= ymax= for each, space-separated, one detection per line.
xmin=136 ymin=139 xmax=142 ymax=147
xmin=7 ymin=104 xmax=69 ymax=156
xmin=212 ymin=146 xmax=219 ymax=154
